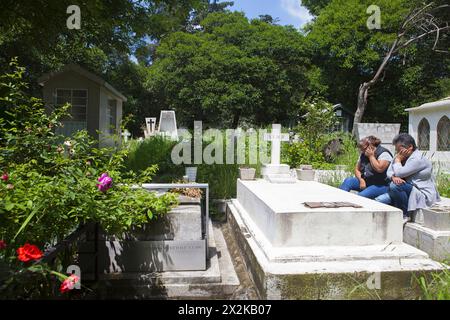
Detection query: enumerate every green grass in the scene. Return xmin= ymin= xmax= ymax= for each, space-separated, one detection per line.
xmin=436 ymin=172 xmax=449 ymax=198
xmin=417 ymin=266 xmax=450 ymax=300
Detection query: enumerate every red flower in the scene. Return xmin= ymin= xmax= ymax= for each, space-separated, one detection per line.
xmin=60 ymin=274 xmax=80 ymax=293
xmin=0 ymin=240 xmax=6 ymax=250
xmin=1 ymin=173 xmax=8 ymax=182
xmin=16 ymin=243 xmax=43 ymax=262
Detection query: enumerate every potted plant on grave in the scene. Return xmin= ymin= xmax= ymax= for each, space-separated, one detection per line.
xmin=239 ymin=167 xmax=256 ymax=180
xmin=296 ymin=164 xmax=315 ymax=181
xmin=185 ymin=166 xmax=197 ymax=182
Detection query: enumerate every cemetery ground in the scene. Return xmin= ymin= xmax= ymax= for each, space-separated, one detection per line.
xmin=1 ymin=63 xmax=450 ymax=301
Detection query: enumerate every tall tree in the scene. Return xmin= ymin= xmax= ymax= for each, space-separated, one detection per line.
xmin=353 ymin=2 xmax=450 ymax=134
xmin=146 ymin=12 xmax=320 ymax=128
xmin=305 ymin=0 xmax=450 ymax=131
xmin=0 ymin=0 xmax=204 ymax=92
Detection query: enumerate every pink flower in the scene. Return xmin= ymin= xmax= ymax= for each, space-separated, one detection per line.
xmin=6 ymin=184 xmax=14 ymax=190
xmin=1 ymin=173 xmax=8 ymax=182
xmin=60 ymin=274 xmax=80 ymax=293
xmin=97 ymin=173 xmax=113 ymax=192
xmin=0 ymin=240 xmax=6 ymax=250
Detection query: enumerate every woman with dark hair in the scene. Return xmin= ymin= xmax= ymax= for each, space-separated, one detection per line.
xmin=380 ymin=133 xmax=440 ymax=221
xmin=339 ymin=135 xmax=393 ymax=199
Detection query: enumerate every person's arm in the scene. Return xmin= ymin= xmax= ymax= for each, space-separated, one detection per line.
xmin=355 ymin=161 xmax=366 ymax=189
xmin=392 ymin=154 xmax=428 ymax=178
xmin=366 ymin=148 xmax=390 ymax=173
xmin=355 ymin=161 xmax=362 ymax=180
xmin=386 ymin=162 xmax=394 ymax=179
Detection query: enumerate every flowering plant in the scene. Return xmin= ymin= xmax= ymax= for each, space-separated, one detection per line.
xmin=0 ymin=59 xmax=178 ymax=298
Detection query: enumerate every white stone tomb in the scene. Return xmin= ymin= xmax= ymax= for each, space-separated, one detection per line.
xmin=227 ymin=179 xmax=445 ymax=299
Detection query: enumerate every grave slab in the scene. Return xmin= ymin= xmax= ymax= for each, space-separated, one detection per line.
xmin=355 ymin=123 xmax=400 ymax=154
xmin=227 ymin=179 xmax=446 ymax=299
xmin=93 ymin=222 xmax=240 ymax=299
xmin=79 ymin=196 xmax=205 ymax=273
xmin=404 ymin=197 xmax=450 ymax=261
xmin=236 ymin=179 xmax=403 ymax=249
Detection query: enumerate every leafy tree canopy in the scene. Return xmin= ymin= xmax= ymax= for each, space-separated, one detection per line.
xmin=146 ymin=12 xmax=323 ymax=128
xmin=305 ymin=0 xmax=450 ymax=124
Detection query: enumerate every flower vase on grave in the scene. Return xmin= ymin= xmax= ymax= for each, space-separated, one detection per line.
xmin=239 ymin=167 xmax=256 ymax=180
xmin=185 ymin=167 xmax=197 ymax=182
xmin=296 ymin=165 xmax=315 ymax=181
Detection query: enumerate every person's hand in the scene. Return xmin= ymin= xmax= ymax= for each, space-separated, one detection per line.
xmin=392 ymin=176 xmax=405 ymax=185
xmin=359 ymin=179 xmax=367 ymax=190
xmin=395 ymin=148 xmax=409 ymax=163
xmin=365 ymin=145 xmax=375 ymax=158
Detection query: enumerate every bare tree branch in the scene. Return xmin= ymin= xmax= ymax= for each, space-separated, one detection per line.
xmin=352 ymin=2 xmax=450 ymax=134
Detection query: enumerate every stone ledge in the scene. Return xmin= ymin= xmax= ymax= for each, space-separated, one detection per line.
xmin=404 ymin=222 xmax=450 ymax=262
xmin=227 ymin=200 xmax=447 ymax=299
xmin=88 ymin=220 xmax=240 ymax=299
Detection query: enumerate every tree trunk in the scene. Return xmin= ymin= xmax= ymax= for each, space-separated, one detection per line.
xmin=232 ymin=111 xmax=241 ymax=128
xmin=351 ymin=37 xmax=400 ymax=136
xmin=352 ymin=82 xmax=370 ymax=136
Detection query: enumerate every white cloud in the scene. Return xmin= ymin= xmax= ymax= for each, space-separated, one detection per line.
xmin=280 ymin=0 xmax=313 ymax=26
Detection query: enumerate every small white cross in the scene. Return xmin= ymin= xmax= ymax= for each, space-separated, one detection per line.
xmin=122 ymin=129 xmax=131 ymax=143
xmin=264 ymin=124 xmax=289 ymax=165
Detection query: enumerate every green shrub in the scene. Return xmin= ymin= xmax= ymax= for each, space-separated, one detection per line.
xmin=124 ymin=136 xmax=184 ymax=182
xmin=282 ymin=97 xmax=344 ymax=169
xmin=436 ymin=172 xmax=449 ymax=198
xmin=0 ymin=60 xmax=178 ymax=297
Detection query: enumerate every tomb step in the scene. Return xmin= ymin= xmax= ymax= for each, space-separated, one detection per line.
xmin=259 ymin=243 xmax=431 ymax=263
xmin=404 ymin=222 xmax=450 ymax=262
xmin=90 ymin=220 xmax=240 ymax=299
xmin=227 ymin=198 xmax=447 ymax=299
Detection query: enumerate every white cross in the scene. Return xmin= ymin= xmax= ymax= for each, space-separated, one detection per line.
xmin=264 ymin=124 xmax=289 ymax=165
xmin=122 ymin=129 xmax=131 ymax=143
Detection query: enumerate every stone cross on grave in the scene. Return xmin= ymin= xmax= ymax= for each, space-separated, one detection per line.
xmin=145 ymin=117 xmax=157 ymax=134
xmin=122 ymin=129 xmax=131 ymax=143
xmin=261 ymin=124 xmax=296 ymax=184
xmin=264 ymin=124 xmax=289 ymax=165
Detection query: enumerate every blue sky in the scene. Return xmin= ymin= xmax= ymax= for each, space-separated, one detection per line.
xmin=229 ymin=0 xmax=313 ymax=28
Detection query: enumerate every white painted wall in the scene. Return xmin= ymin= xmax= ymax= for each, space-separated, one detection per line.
xmin=408 ymin=101 xmax=450 ymax=172
xmin=98 ymin=87 xmax=123 ymax=148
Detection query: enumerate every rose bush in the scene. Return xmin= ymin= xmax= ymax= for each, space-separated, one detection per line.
xmin=0 ymin=59 xmax=178 ymax=298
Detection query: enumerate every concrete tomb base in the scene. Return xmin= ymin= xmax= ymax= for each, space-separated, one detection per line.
xmin=227 ymin=179 xmax=445 ymax=299
xmin=404 ymin=197 xmax=450 ymax=262
xmin=78 ymin=195 xmax=239 ymax=299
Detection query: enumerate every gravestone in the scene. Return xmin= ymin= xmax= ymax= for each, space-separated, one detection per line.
xmin=79 ymin=195 xmax=206 ymax=273
xmin=356 ymin=123 xmax=401 ymax=153
xmin=145 ymin=117 xmax=157 ymax=136
xmin=158 ymin=110 xmax=178 ymax=140
xmin=77 ymin=190 xmax=240 ymax=299
xmin=404 ymin=197 xmax=450 ymax=261
xmin=121 ymin=129 xmax=131 ymax=143
xmin=261 ymin=124 xmax=296 ymax=184
xmin=227 ymin=179 xmax=444 ymax=299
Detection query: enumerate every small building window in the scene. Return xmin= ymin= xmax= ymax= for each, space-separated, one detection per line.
xmin=418 ymin=118 xmax=430 ymax=150
xmin=55 ymin=89 xmax=87 ymax=137
xmin=107 ymin=99 xmax=117 ymax=134
xmin=437 ymin=116 xmax=450 ymax=151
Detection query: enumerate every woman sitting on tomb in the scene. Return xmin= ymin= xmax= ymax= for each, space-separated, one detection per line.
xmin=375 ymin=133 xmax=440 ymax=222
xmin=339 ymin=136 xmax=393 ymax=199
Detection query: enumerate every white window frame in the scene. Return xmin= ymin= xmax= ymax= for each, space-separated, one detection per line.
xmin=55 ymin=88 xmax=88 ymax=124
xmin=106 ymin=99 xmax=117 ymax=135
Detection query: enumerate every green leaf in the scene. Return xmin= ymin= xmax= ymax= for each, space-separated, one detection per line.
xmin=4 ymin=202 xmax=14 ymax=211
xmin=13 ymin=206 xmax=40 ymax=240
